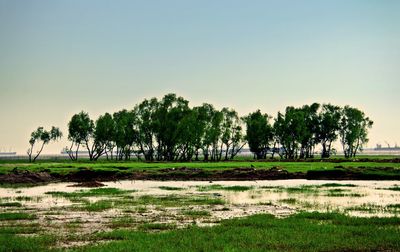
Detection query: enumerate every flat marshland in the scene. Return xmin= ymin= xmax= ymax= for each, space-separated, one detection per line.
xmin=1 ymin=158 xmax=400 ymax=251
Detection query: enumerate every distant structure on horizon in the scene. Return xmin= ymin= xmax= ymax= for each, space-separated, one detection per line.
xmin=374 ymin=142 xmax=400 ymax=151
xmin=0 ymin=148 xmax=17 ymax=156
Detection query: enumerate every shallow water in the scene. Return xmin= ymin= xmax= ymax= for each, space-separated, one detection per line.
xmin=1 ymin=179 xmax=399 ymax=216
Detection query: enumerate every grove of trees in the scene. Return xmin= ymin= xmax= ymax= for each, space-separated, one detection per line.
xmin=28 ymin=93 xmax=373 ymax=162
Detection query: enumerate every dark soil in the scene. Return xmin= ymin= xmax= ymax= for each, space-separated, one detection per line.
xmin=0 ymin=166 xmax=399 ymax=185
xmin=68 ymin=181 xmax=106 ymax=187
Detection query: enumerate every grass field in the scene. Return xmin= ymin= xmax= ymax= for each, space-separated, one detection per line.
xmin=0 ymin=159 xmax=399 ymax=175
xmin=1 ymin=212 xmax=399 ymax=251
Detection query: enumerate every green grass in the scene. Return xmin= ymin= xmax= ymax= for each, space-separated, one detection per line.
xmin=137 ymin=223 xmax=177 ymax=231
xmin=131 ymin=195 xmax=225 ymax=207
xmin=0 ymin=225 xmax=41 ymax=234
xmin=0 ymin=202 xmax=22 ymax=207
xmin=0 ymin=212 xmax=36 ymax=221
xmin=384 ymin=186 xmax=400 ymax=191
xmin=78 ymin=212 xmax=400 ymax=252
xmin=346 ymin=203 xmax=400 ymax=214
xmin=278 ymin=198 xmax=297 ymax=204
xmin=197 ymin=184 xmax=254 ymax=191
xmin=109 ymin=217 xmax=136 ymax=228
xmin=45 ymin=187 xmax=134 ymax=198
xmin=1 ymin=211 xmax=400 ymax=251
xmin=182 ymin=210 xmax=211 ymax=217
xmin=0 ymin=234 xmax=56 ymax=252
xmin=1 ymin=160 xmax=399 ymax=176
xmin=319 ymin=183 xmax=357 ymax=187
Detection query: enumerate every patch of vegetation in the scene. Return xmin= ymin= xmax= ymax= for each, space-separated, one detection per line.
xmin=0 ymin=225 xmax=41 ymax=234
xmin=0 ymin=202 xmax=22 ymax=207
xmin=326 ymin=193 xmax=364 ymax=197
xmin=0 ymin=212 xmax=36 ymax=221
xmin=138 ymin=223 xmax=177 ymax=231
xmin=382 ymin=186 xmax=400 ymax=191
xmin=182 ymin=210 xmax=211 ymax=217
xmin=386 ymin=204 xmax=400 ymax=209
xmin=346 ymin=204 xmax=384 ymax=213
xmin=109 ymin=217 xmax=136 ymax=228
xmin=197 ymin=184 xmax=254 ymax=192
xmin=130 ymin=195 xmax=225 ymax=207
xmin=45 ymin=187 xmax=135 ymax=198
xmin=284 ymin=185 xmax=319 ymax=194
xmin=0 ymin=233 xmax=56 ymax=252
xmin=15 ymin=196 xmax=34 ymax=201
xmin=278 ymin=198 xmax=297 ymax=204
xmin=83 ymin=212 xmax=400 ymax=252
xmin=319 ymin=183 xmax=357 ymax=187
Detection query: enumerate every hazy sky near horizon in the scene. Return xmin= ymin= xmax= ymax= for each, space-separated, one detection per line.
xmin=0 ymin=0 xmax=399 ymax=154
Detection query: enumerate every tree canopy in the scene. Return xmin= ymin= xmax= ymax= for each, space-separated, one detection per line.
xmin=56 ymin=93 xmax=373 ymax=161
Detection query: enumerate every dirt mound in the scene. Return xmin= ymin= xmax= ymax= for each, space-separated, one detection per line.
xmin=0 ymin=169 xmax=52 ymax=183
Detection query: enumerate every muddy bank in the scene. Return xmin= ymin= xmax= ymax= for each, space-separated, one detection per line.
xmin=1 ymin=166 xmax=399 ymax=185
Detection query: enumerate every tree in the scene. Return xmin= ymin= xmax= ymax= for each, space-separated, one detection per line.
xmin=219 ymin=108 xmax=245 ymax=160
xmin=27 ymin=126 xmax=62 ymax=162
xmin=67 ymin=111 xmax=94 ymax=161
xmin=317 ymin=104 xmax=341 ymax=158
xmin=92 ymin=113 xmax=115 ymax=160
xmin=132 ymin=98 xmax=158 ymax=161
xmin=244 ymin=110 xmax=273 ymax=159
xmin=298 ymin=103 xmax=320 ymax=159
xmin=204 ymin=108 xmax=223 ymax=161
xmin=113 ymin=109 xmax=136 ymax=160
xmin=152 ymin=94 xmax=191 ymax=161
xmin=273 ymin=107 xmax=306 ymax=159
xmin=339 ymin=106 xmax=373 ymax=158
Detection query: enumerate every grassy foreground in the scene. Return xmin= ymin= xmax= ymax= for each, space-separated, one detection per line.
xmin=1 ymin=212 xmax=399 ymax=251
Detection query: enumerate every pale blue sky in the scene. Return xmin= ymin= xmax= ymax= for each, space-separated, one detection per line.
xmin=0 ymin=0 xmax=399 ymax=154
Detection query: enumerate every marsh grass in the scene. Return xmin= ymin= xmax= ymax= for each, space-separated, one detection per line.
xmin=347 ymin=203 xmax=400 ymax=214
xmin=81 ymin=200 xmax=113 ymax=212
xmin=15 ymin=196 xmax=34 ymax=201
xmin=45 ymin=188 xmax=135 ymax=198
xmin=109 ymin=217 xmax=136 ymax=228
xmin=319 ymin=183 xmax=357 ymax=187
xmin=81 ymin=212 xmax=400 ymax=252
xmin=197 ymin=184 xmax=254 ymax=192
xmin=383 ymin=186 xmax=400 ymax=191
xmin=278 ymin=198 xmax=297 ymax=204
xmin=0 ymin=202 xmax=22 ymax=207
xmin=138 ymin=223 xmax=177 ymax=231
xmin=182 ymin=210 xmax=211 ymax=217
xmin=0 ymin=233 xmax=56 ymax=252
xmin=0 ymin=212 xmax=36 ymax=221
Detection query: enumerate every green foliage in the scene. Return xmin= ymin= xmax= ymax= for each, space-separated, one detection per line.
xmin=27 ymin=126 xmax=62 ymax=162
xmin=317 ymin=104 xmax=341 ymax=158
xmin=63 ymin=94 xmax=373 ymax=161
xmin=67 ymin=111 xmax=94 ymax=160
xmin=339 ymin=106 xmax=373 ymax=158
xmin=244 ymin=110 xmax=273 ymax=159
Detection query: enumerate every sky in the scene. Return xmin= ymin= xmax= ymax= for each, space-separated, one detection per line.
xmin=0 ymin=0 xmax=399 ymax=154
